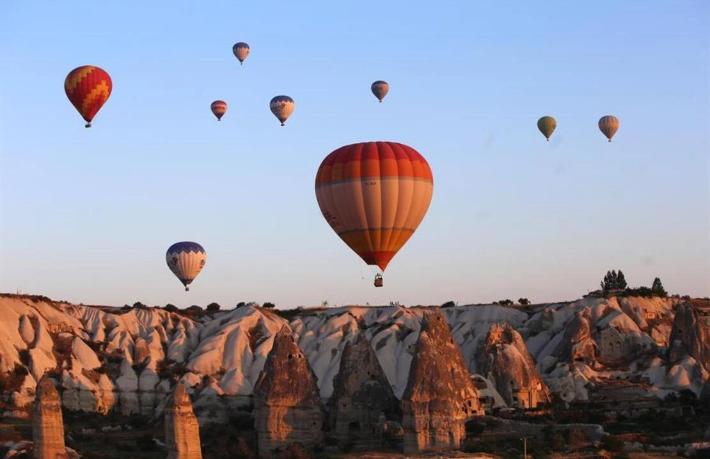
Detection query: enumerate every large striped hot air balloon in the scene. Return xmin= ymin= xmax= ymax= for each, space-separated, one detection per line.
xmin=598 ymin=115 xmax=620 ymax=142
xmin=315 ymin=142 xmax=434 ymax=286
xmin=233 ymin=42 xmax=250 ymax=65
xmin=270 ymin=95 xmax=294 ymax=126
xmin=537 ymin=116 xmax=556 ymax=141
xmin=371 ymin=80 xmax=389 ymax=102
xmin=64 ymin=65 xmax=112 ymax=128
xmin=211 ymin=100 xmax=227 ymax=121
xmin=166 ymin=242 xmax=207 ymax=291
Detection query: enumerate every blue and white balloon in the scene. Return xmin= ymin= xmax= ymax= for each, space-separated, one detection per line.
xmin=166 ymin=241 xmax=206 ymax=291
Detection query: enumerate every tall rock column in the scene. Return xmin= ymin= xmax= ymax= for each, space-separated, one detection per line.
xmin=254 ymin=326 xmax=323 ymax=457
xmin=165 ymin=383 xmax=203 ymax=459
xmin=476 ymin=322 xmax=550 ymax=408
xmin=33 ymin=376 xmax=68 ymax=459
xmin=669 ymin=303 xmax=710 ymax=370
xmin=402 ymin=311 xmax=482 ymax=453
xmin=329 ymin=334 xmax=400 ymax=449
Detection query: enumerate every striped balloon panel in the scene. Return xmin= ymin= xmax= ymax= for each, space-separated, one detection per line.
xmin=270 ymin=96 xmax=295 ymax=124
xmin=211 ymin=100 xmax=227 ymax=120
xmin=315 ymin=142 xmax=433 ymax=271
xmin=233 ymin=42 xmax=250 ymax=62
xmin=598 ymin=115 xmax=619 ymax=141
xmin=371 ymin=81 xmax=389 ymax=101
xmin=166 ymin=245 xmax=206 ymax=286
xmin=64 ymin=66 xmax=112 ymax=123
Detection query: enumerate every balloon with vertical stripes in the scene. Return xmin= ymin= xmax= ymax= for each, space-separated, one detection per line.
xmin=166 ymin=242 xmax=207 ymax=291
xmin=598 ymin=115 xmax=620 ymax=142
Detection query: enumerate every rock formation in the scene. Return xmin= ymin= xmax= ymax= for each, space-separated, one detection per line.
xmin=165 ymin=382 xmax=203 ymax=459
xmin=401 ymin=312 xmax=482 ymax=453
xmin=328 ymin=334 xmax=400 ymax=449
xmin=669 ymin=303 xmax=710 ymax=370
xmin=32 ymin=376 xmax=68 ymax=459
xmin=476 ymin=322 xmax=550 ymax=408
xmin=554 ymin=308 xmax=597 ymax=363
xmin=253 ymin=326 xmax=323 ymax=457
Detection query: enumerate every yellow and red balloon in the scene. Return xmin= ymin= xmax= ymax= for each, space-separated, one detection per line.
xmin=64 ymin=65 xmax=112 ymax=128
xmin=315 ymin=141 xmax=434 ymax=278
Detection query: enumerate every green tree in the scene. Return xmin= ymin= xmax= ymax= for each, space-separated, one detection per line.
xmin=616 ymin=270 xmax=627 ymax=289
xmin=651 ymin=277 xmax=667 ymax=296
xmin=262 ymin=302 xmax=275 ymax=309
xmin=206 ymin=302 xmax=221 ymax=313
xmin=518 ymin=298 xmax=530 ymax=305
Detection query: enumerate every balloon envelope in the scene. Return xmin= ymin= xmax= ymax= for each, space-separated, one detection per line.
xmin=537 ymin=116 xmax=556 ymax=141
xmin=315 ymin=141 xmax=434 ymax=271
xmin=166 ymin=242 xmax=206 ymax=291
xmin=64 ymin=65 xmax=112 ymax=127
xmin=371 ymin=80 xmax=389 ymax=102
xmin=270 ymin=95 xmax=294 ymax=126
xmin=211 ymin=100 xmax=227 ymax=121
xmin=598 ymin=115 xmax=619 ymax=142
xmin=233 ymin=42 xmax=250 ymax=64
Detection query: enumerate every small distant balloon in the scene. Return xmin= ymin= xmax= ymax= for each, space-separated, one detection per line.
xmin=270 ymin=95 xmax=295 ymax=126
xmin=598 ymin=115 xmax=619 ymax=142
xmin=537 ymin=116 xmax=556 ymax=141
xmin=211 ymin=100 xmax=227 ymax=121
xmin=371 ymin=80 xmax=389 ymax=102
xmin=166 ymin=242 xmax=206 ymax=291
xmin=233 ymin=42 xmax=250 ymax=65
xmin=64 ymin=65 xmax=112 ymax=128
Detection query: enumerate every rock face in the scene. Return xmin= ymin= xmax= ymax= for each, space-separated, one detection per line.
xmin=669 ymin=303 xmax=710 ymax=370
xmin=253 ymin=326 xmax=323 ymax=456
xmin=401 ymin=312 xmax=482 ymax=453
xmin=555 ymin=308 xmax=597 ymax=363
xmin=476 ymin=322 xmax=550 ymax=408
xmin=328 ymin=334 xmax=400 ymax=449
xmin=32 ymin=376 xmax=68 ymax=459
xmin=165 ymin=383 xmax=203 ymax=459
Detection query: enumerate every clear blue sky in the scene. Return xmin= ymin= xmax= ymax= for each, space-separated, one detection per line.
xmin=1 ymin=1 xmax=708 ymax=308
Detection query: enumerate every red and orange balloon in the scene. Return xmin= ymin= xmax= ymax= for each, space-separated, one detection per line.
xmin=315 ymin=142 xmax=433 ymax=276
xmin=211 ymin=100 xmax=227 ymax=121
xmin=64 ymin=66 xmax=112 ymax=128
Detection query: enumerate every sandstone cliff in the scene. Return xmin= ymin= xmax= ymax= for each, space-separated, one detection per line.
xmin=32 ymin=376 xmax=68 ymax=459
xmin=165 ymin=382 xmax=203 ymax=459
xmin=253 ymin=326 xmax=323 ymax=457
xmin=328 ymin=334 xmax=399 ymax=449
xmin=476 ymin=322 xmax=550 ymax=408
xmin=669 ymin=303 xmax=710 ymax=370
xmin=401 ymin=312 xmax=482 ymax=453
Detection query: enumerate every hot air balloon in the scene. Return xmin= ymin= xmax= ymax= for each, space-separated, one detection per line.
xmin=270 ymin=96 xmax=294 ymax=126
xmin=166 ymin=242 xmax=206 ymax=291
xmin=537 ymin=116 xmax=556 ymax=141
xmin=64 ymin=65 xmax=112 ymax=128
xmin=598 ymin=115 xmax=619 ymax=142
xmin=233 ymin=42 xmax=250 ymax=65
xmin=211 ymin=100 xmax=227 ymax=121
xmin=371 ymin=80 xmax=389 ymax=102
xmin=315 ymin=141 xmax=434 ymax=287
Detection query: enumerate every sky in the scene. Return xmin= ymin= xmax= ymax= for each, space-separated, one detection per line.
xmin=1 ymin=1 xmax=709 ymax=308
